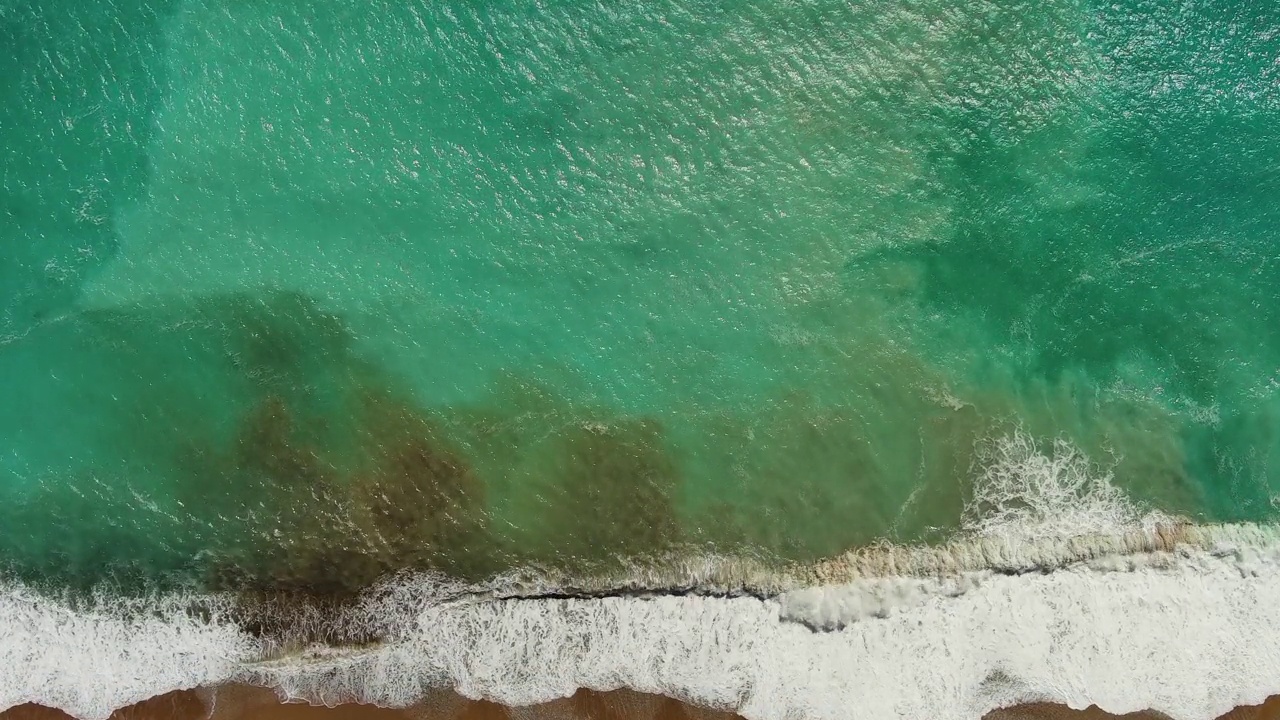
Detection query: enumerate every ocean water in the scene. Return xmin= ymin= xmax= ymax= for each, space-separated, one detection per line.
xmin=2 ymin=0 xmax=1280 ymax=718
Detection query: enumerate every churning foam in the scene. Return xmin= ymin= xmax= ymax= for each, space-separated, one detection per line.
xmin=5 ymin=433 xmax=1280 ymax=720
xmin=963 ymin=431 xmax=1171 ymax=540
xmin=0 ymin=585 xmax=256 ymax=718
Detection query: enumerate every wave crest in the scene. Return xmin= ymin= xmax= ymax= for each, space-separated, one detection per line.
xmin=964 ymin=431 xmax=1171 ymax=541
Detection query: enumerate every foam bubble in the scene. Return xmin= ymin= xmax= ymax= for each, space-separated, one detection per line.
xmin=963 ymin=431 xmax=1171 ymax=541
xmin=6 ymin=439 xmax=1280 ymax=720
xmin=6 ymin=527 xmax=1280 ymax=720
xmin=248 ymin=546 xmax=1280 ymax=720
xmin=777 ymin=573 xmax=985 ymax=630
xmin=0 ymin=585 xmax=255 ymax=719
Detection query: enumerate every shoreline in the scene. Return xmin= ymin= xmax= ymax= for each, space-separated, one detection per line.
xmin=3 ymin=687 xmax=1280 ymax=720
xmin=7 ymin=522 xmax=1280 ymax=720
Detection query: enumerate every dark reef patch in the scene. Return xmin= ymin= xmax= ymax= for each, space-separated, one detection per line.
xmin=503 ymin=417 xmax=684 ymax=571
xmin=199 ymin=386 xmax=493 ymax=599
xmin=0 ymin=280 xmax=1229 ymax=615
xmin=0 ymin=290 xmax=701 ymax=605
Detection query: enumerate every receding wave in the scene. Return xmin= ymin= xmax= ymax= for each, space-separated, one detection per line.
xmin=11 ymin=686 xmax=1279 ymax=720
xmin=4 ymin=434 xmax=1280 ymax=720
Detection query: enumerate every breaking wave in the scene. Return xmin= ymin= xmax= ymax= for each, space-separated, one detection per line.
xmin=4 ymin=433 xmax=1279 ymax=720
xmin=963 ymin=432 xmax=1173 ymax=541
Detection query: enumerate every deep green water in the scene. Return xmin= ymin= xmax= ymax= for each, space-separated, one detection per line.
xmin=1 ymin=0 xmax=1278 ymax=594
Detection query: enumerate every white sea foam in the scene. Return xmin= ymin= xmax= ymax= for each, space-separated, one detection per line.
xmin=0 ymin=585 xmax=255 ymax=718
xmin=7 ymin=533 xmax=1280 ymax=720
xmin=777 ymin=572 xmax=986 ymax=630
xmin=963 ymin=430 xmax=1171 ymax=541
xmin=252 ymin=550 xmax=1280 ymax=720
xmin=5 ymin=434 xmax=1280 ymax=720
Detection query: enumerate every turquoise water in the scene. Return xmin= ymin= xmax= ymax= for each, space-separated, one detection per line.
xmin=2 ymin=0 xmax=1278 ymax=595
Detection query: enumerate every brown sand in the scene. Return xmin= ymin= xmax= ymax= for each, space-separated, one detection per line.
xmin=3 ymin=687 xmax=1279 ymax=720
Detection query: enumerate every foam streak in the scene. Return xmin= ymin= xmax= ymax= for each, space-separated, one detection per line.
xmin=8 ymin=530 xmax=1280 ymax=720
xmin=247 ymin=546 xmax=1280 ymax=720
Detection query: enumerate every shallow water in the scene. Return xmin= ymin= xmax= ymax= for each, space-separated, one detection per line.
xmin=3 ymin=0 xmax=1280 ymax=717
xmin=5 ymin=0 xmax=1279 ymax=594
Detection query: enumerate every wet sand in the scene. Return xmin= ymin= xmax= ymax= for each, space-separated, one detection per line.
xmin=3 ymin=687 xmax=1279 ymax=720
